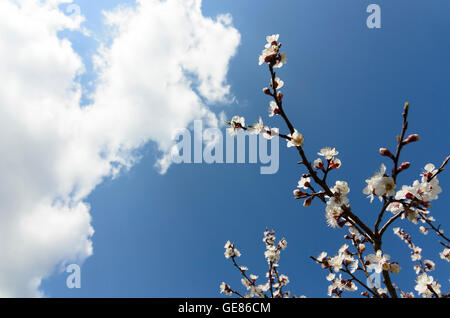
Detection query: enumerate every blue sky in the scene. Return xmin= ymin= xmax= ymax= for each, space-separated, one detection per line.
xmin=3 ymin=0 xmax=449 ymax=297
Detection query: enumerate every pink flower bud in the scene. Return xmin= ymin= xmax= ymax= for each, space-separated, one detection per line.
xmin=293 ymin=189 xmax=307 ymax=198
xmin=403 ymin=134 xmax=420 ymax=144
xmin=303 ymin=197 xmax=313 ymax=207
xmin=379 ymin=148 xmax=394 ymax=158
xmin=398 ymin=161 xmax=410 ymax=172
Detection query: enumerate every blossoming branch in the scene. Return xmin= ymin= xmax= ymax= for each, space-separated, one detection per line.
xmin=220 ymin=34 xmax=449 ymax=298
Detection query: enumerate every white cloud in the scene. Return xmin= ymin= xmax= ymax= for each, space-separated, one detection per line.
xmin=0 ymin=0 xmax=240 ymax=296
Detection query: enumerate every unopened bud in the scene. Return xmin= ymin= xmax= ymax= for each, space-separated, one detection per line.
xmin=277 ymin=92 xmax=283 ymax=102
xmin=403 ymin=134 xmax=420 ymax=144
xmin=398 ymin=161 xmax=411 ymax=172
xmin=404 ymin=102 xmax=410 ymax=111
xmin=293 ymin=189 xmax=307 ymax=198
xmin=379 ymin=148 xmax=394 ymax=159
xmin=303 ymin=197 xmax=313 ymax=207
xmin=263 ymin=87 xmax=271 ymax=95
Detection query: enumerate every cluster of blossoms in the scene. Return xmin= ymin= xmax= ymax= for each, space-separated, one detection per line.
xmin=385 ymin=164 xmax=443 ymax=222
xmin=294 ymin=147 xmax=346 ymax=227
xmin=228 ymin=34 xmax=306 ymax=150
xmin=224 ymin=240 xmax=241 ymax=259
xmin=221 ymin=230 xmax=293 ymax=298
xmin=222 ymin=34 xmax=449 ymax=298
xmin=315 ymin=147 xmax=341 ymax=170
xmin=393 ymin=227 xmax=443 ymax=298
xmin=314 ymin=229 xmax=403 ymax=298
xmin=314 ymin=244 xmax=359 ymax=297
xmin=324 ymin=180 xmax=350 ymax=228
xmin=258 ymin=34 xmax=287 ymax=68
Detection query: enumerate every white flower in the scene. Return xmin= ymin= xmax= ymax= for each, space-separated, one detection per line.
xmin=318 ymin=147 xmax=339 ymax=160
xmin=349 ymin=227 xmax=364 ymax=241
xmin=329 ymin=158 xmax=341 ymax=169
xmin=380 ymin=177 xmax=396 ymax=196
xmin=328 ymin=274 xmax=357 ymax=295
xmin=440 ymin=248 xmax=450 ymax=262
xmin=328 ymin=254 xmax=345 ymax=272
xmin=227 ymin=116 xmax=245 ymax=136
xmin=415 ymin=274 xmax=441 ymax=298
xmin=220 ymin=282 xmax=232 ymax=296
xmin=271 ymin=77 xmax=284 ymax=89
xmin=414 ymin=265 xmax=421 ymax=275
xmin=338 ymin=244 xmax=349 ymax=255
xmin=273 ymin=51 xmax=287 ymax=68
xmin=278 ymin=238 xmax=288 ymax=250
xmin=287 ymin=129 xmax=304 ymax=147
xmin=279 ymin=274 xmax=289 ymax=286
xmin=297 ymin=176 xmax=311 ymax=189
xmin=419 ymin=226 xmax=428 ymax=235
xmin=326 ymin=273 xmax=335 ymax=281
xmin=263 ymin=127 xmax=279 ymax=140
xmin=377 ymin=288 xmax=388 ymax=297
xmin=386 ymin=202 xmax=404 ymax=214
xmin=394 ymin=184 xmax=414 ymax=200
xmin=241 ymin=278 xmax=252 ymax=290
xmin=268 ymin=101 xmax=279 ymax=117
xmin=402 ymin=208 xmax=418 ymax=224
xmin=423 ymin=260 xmax=435 ymax=272
xmin=422 ymin=179 xmax=442 ymax=201
xmin=314 ymin=158 xmax=324 ymax=170
xmin=264 ymin=246 xmax=280 ymax=263
xmin=249 ymin=117 xmax=264 ymax=135
xmin=342 ymin=280 xmax=358 ymax=292
xmin=332 ymin=181 xmax=350 ymax=196
xmin=325 ymin=204 xmax=343 ymax=228
xmin=327 ymin=194 xmax=349 ymax=209
xmin=263 ymin=230 xmax=276 ymax=246
xmin=363 ymin=164 xmax=396 ymax=202
xmin=224 ymin=241 xmax=241 ymax=258
xmin=317 ymin=252 xmax=327 ymax=262
xmin=421 ymin=163 xmax=438 ymax=181
xmin=265 ymin=34 xmax=279 ymax=48
xmin=411 ymin=246 xmax=422 ymax=262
